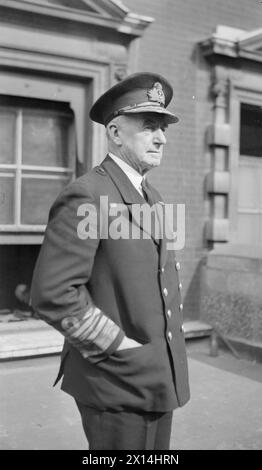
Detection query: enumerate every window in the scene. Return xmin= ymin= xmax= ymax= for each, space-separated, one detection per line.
xmin=0 ymin=96 xmax=74 ymax=230
xmin=240 ymin=103 xmax=262 ymax=157
xmin=237 ymin=103 xmax=262 ymax=245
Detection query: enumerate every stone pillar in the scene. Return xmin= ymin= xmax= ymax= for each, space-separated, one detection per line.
xmin=205 ymin=68 xmax=231 ymax=243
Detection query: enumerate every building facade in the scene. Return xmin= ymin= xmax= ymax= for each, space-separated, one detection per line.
xmin=0 ymin=0 xmax=262 ymax=352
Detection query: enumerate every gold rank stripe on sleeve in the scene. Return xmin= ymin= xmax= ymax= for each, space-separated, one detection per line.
xmin=61 ymin=305 xmax=124 ymax=359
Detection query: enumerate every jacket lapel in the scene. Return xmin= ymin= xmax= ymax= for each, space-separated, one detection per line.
xmin=146 ymin=180 xmax=169 ymax=267
xmin=102 ymin=155 xmax=160 ymax=245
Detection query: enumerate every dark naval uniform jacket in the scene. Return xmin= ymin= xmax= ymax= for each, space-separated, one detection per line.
xmin=31 ymin=155 xmax=190 ymax=412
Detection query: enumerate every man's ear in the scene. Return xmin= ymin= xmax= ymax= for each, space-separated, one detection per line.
xmin=107 ymin=121 xmax=122 ymax=146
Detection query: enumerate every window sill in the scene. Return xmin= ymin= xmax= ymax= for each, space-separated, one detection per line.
xmin=209 ymin=243 xmax=262 ymax=260
xmin=0 ymin=232 xmax=44 ymax=244
xmin=206 ymin=243 xmax=262 ymax=273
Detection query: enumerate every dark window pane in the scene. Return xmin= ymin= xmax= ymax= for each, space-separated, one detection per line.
xmin=0 ymin=176 xmax=15 ymax=224
xmin=21 ymin=177 xmax=70 ymax=225
xmin=240 ymin=103 xmax=262 ymax=157
xmin=0 ymin=109 xmax=16 ymax=164
xmin=22 ymin=111 xmax=72 ymax=167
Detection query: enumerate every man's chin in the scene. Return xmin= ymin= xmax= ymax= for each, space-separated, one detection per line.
xmin=147 ymin=157 xmax=162 ymax=167
xmin=140 ymin=156 xmax=162 ymax=173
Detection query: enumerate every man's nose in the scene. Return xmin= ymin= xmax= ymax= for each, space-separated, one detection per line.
xmin=153 ymin=128 xmax=167 ymax=145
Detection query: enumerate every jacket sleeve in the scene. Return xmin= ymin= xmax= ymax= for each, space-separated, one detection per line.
xmin=30 ymin=181 xmax=125 ymax=363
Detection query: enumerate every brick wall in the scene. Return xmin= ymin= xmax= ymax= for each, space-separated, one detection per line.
xmin=124 ymin=0 xmax=262 ymax=318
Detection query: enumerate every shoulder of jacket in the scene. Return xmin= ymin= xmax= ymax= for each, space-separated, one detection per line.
xmin=93 ymin=165 xmax=106 ymax=176
xmin=70 ymin=166 xmax=107 ymax=188
xmin=52 ymin=166 xmax=109 ymax=206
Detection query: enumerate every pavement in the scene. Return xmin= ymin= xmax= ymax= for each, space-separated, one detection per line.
xmin=0 ymin=338 xmax=262 ymax=450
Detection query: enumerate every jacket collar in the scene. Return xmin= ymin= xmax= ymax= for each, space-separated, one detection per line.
xmin=101 ymin=155 xmax=169 ymax=266
xmin=102 ymin=155 xmax=146 ymax=205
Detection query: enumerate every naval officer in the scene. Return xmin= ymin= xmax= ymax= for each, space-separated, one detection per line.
xmin=31 ymin=72 xmax=190 ymax=450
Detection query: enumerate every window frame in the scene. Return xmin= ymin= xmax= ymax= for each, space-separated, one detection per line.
xmin=229 ymin=87 xmax=262 ymax=244
xmin=0 ymin=101 xmax=75 ymax=232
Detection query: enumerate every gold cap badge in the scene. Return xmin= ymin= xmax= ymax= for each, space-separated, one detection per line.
xmin=147 ymin=82 xmax=165 ymax=106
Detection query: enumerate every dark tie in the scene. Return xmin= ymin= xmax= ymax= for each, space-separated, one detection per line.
xmin=141 ymin=178 xmax=161 ymax=245
xmin=141 ymin=179 xmax=155 ymax=206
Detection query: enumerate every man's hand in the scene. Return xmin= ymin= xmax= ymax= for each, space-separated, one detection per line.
xmin=116 ymin=336 xmax=143 ymax=351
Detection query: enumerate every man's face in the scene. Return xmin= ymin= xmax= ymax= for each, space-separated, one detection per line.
xmin=116 ymin=113 xmax=168 ymax=174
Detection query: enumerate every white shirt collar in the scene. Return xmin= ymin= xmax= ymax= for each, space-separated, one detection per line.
xmin=109 ymin=152 xmax=144 ymax=196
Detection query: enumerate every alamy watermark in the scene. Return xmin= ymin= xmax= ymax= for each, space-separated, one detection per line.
xmin=77 ymin=196 xmax=185 ymax=250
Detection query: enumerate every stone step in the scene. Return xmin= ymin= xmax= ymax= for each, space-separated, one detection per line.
xmin=0 ymin=319 xmax=213 ymax=360
xmin=183 ymin=320 xmax=213 ymax=338
xmin=0 ymin=319 xmax=63 ymax=359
